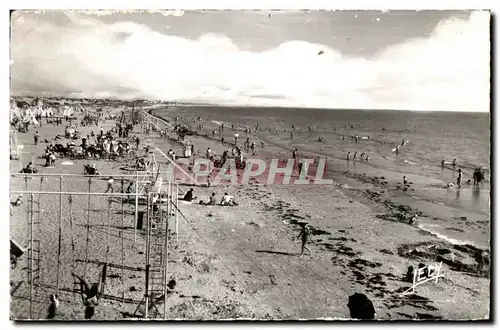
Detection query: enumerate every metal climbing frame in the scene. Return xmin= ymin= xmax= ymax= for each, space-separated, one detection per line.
xmin=10 ymin=169 xmax=175 ymax=320
xmin=133 ymin=179 xmax=178 ymax=319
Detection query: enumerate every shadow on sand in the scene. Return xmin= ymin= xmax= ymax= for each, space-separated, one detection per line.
xmin=255 ymin=250 xmax=296 ymax=256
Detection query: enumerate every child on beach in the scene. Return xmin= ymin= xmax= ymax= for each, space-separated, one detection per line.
xmin=47 ymin=294 xmax=59 ymax=319
xmin=105 ymin=177 xmax=114 ymax=193
xmin=296 ymin=224 xmax=312 ymax=256
xmin=183 ymin=188 xmax=197 ymax=202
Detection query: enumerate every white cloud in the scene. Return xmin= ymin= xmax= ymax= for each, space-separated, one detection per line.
xmin=10 ymin=11 xmax=490 ymax=111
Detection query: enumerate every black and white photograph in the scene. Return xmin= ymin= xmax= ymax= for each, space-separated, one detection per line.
xmin=9 ymin=9 xmax=491 ymax=321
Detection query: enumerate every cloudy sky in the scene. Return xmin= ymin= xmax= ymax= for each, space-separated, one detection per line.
xmin=11 ymin=10 xmax=490 ymax=111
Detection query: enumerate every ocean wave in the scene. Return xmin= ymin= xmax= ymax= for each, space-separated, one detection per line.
xmin=418 ymin=223 xmax=479 ymax=247
xmin=403 ymin=159 xmax=421 ymax=166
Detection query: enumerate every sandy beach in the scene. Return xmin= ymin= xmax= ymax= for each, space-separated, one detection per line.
xmin=9 ymin=101 xmax=490 ymax=321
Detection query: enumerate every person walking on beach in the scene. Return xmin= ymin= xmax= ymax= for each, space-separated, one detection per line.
xmin=457 ymin=169 xmax=463 ymax=188
xmin=105 ymin=176 xmax=114 ymax=193
xmin=34 ymin=131 xmax=40 ymax=145
xmin=296 ymin=224 xmax=312 ymax=256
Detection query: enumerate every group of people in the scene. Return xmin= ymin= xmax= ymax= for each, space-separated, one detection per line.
xmin=346 ymin=151 xmax=369 ymax=162
xmin=182 ymin=188 xmax=239 ymax=206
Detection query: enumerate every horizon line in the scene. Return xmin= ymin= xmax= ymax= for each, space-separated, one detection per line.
xmin=10 ymin=95 xmax=490 ymax=113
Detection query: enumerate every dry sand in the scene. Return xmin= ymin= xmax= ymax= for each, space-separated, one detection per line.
xmin=9 ymin=103 xmax=490 ymax=321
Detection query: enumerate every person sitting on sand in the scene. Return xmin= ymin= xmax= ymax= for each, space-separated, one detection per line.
xmin=296 ymin=223 xmax=312 ymax=256
xmin=199 ymin=193 xmax=217 ymax=206
xmin=13 ymin=194 xmax=23 ymax=206
xmin=220 ymin=193 xmax=238 ymax=206
xmin=408 ymin=213 xmax=418 ymax=225
xmin=183 ymin=188 xmax=197 ymax=202
xmin=72 ymin=263 xmax=107 ymax=320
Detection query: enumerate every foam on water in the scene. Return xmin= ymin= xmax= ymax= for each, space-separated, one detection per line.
xmin=418 ymin=223 xmax=477 ymax=247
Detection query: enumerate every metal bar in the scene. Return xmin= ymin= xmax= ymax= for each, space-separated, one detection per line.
xmin=56 ymin=175 xmax=62 ymax=296
xmin=164 ymin=197 xmax=169 ymax=320
xmin=134 ymin=174 xmax=139 ymax=245
xmin=11 ymin=173 xmax=169 ymax=178
xmin=11 ymin=191 xmax=149 ymax=196
xmin=155 ymin=147 xmax=199 ymax=185
xmin=29 ymin=193 xmax=34 ymax=319
xmin=84 ymin=179 xmax=91 ymax=278
xmin=121 ymin=178 xmax=125 ymax=302
xmin=145 ymin=194 xmax=151 ymax=319
xmin=175 ymin=184 xmax=179 ymax=246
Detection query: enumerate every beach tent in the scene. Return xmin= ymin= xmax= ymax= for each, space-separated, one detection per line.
xmin=62 ymin=106 xmax=74 ymax=118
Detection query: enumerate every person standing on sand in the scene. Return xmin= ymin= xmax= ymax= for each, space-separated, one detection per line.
xmin=452 ymin=159 xmax=457 ymax=167
xmin=441 ymin=160 xmax=445 ymax=169
xmin=34 ymin=131 xmax=39 ymax=145
xmin=403 ymin=176 xmax=408 ymax=186
xmin=457 ymin=169 xmax=463 ymax=188
xmin=297 ymin=224 xmax=312 ymax=256
xmin=105 ymin=177 xmax=114 ymax=193
xmin=347 ymin=152 xmax=351 ymax=160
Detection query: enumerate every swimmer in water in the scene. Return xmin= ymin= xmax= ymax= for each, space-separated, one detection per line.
xmin=457 ymin=169 xmax=462 ymax=187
